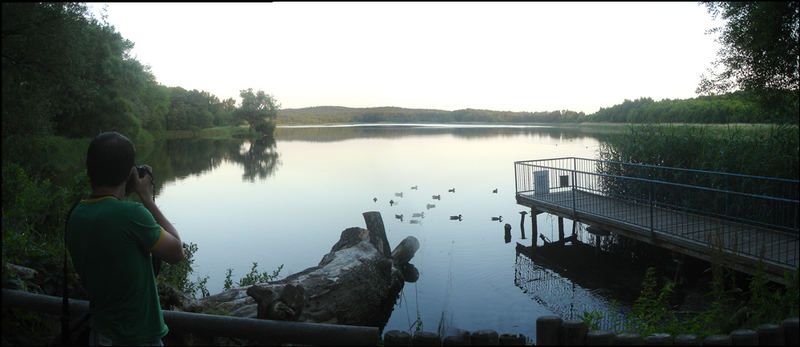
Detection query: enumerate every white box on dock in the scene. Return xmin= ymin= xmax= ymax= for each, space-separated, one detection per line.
xmin=534 ymin=170 xmax=549 ymax=195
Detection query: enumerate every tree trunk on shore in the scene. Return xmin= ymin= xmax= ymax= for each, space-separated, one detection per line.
xmin=190 ymin=211 xmax=419 ymax=329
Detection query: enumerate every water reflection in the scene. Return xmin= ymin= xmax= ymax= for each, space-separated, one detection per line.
xmin=138 ymin=124 xmax=610 ymax=193
xmin=228 ymin=136 xmax=281 ymax=182
xmin=514 ymin=246 xmax=630 ymax=331
xmin=275 ymin=124 xmax=617 ymax=142
xmin=137 ymin=136 xmax=282 ymax=194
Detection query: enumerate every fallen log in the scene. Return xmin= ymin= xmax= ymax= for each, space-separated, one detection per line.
xmin=194 ymin=211 xmax=419 ymax=330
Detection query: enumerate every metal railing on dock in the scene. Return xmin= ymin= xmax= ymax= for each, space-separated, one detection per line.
xmin=1 ymin=288 xmax=379 ymax=345
xmin=514 ymin=157 xmax=799 ymax=279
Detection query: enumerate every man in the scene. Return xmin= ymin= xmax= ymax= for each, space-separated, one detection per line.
xmin=66 ymin=132 xmax=184 ymax=345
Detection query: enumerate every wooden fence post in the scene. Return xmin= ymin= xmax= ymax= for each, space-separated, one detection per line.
xmin=536 ymin=316 xmax=562 ymax=345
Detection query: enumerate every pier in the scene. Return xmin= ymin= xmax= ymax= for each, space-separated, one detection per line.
xmin=514 ymin=157 xmax=799 ymax=284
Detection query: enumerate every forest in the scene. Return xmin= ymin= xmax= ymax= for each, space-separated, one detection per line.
xmin=277 ymin=90 xmax=798 ymax=125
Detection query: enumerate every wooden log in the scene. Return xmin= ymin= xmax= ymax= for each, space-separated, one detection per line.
xmin=729 ymin=329 xmax=758 ymax=345
xmin=194 ymin=212 xmax=416 ymax=330
xmin=531 ymin=209 xmax=539 ymax=247
xmin=756 ymin=323 xmax=784 ymax=345
xmin=614 ymin=333 xmax=644 ymax=345
xmin=586 ymin=330 xmax=613 ymax=345
xmin=643 ymin=333 xmax=674 ymax=345
xmin=782 ymin=317 xmax=799 ymax=346
xmin=363 ymin=211 xmax=391 ymax=257
xmin=413 ymin=331 xmax=440 ymax=346
xmin=703 ymin=334 xmax=732 ymax=345
xmin=391 ymin=236 xmax=419 ymax=266
xmin=383 ymin=330 xmax=411 ymax=346
xmin=674 ymin=334 xmax=702 ymax=345
xmin=560 ymin=319 xmax=587 ymax=345
xmin=471 ymin=329 xmax=499 ymax=345
xmin=443 ymin=329 xmax=471 ymax=346
xmin=536 ymin=315 xmax=561 ymax=345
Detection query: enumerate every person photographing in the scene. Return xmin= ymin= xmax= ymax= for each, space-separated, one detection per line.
xmin=66 ymin=131 xmax=184 ymax=345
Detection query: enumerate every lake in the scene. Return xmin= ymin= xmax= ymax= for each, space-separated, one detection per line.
xmin=140 ymin=124 xmax=635 ymax=341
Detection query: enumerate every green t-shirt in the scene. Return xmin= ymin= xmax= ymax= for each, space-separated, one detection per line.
xmin=66 ymin=196 xmax=168 ymax=345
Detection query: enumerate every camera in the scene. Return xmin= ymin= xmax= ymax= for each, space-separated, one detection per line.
xmin=136 ymin=165 xmax=151 ymax=179
xmin=125 ymin=165 xmax=153 ymax=196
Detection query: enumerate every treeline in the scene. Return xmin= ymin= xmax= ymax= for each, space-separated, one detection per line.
xmin=587 ymin=91 xmax=799 ymax=124
xmin=278 ymin=106 xmax=586 ymax=124
xmin=279 ymin=91 xmax=798 ymax=125
xmin=2 ymin=3 xmax=258 ymax=149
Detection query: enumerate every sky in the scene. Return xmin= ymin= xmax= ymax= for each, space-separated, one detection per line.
xmin=89 ymin=2 xmax=724 ymax=114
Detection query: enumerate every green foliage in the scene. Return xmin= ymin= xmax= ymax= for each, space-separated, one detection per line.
xmin=698 ymin=2 xmax=799 ymax=95
xmin=586 ymin=249 xmax=800 ymax=338
xmin=237 ymin=263 xmax=284 ymax=287
xmin=596 ymin=124 xmax=798 ymax=232
xmin=624 ymin=267 xmax=677 ymax=336
xmin=588 ymin=92 xmax=798 ymax=124
xmin=222 ymin=263 xmax=283 ymax=290
xmin=223 ymin=268 xmax=234 ymax=290
xmin=2 ymin=3 xmax=272 ymax=141
xmin=581 ymin=311 xmax=603 ymax=330
xmin=411 ymin=310 xmax=423 ymax=333
xmin=234 ymin=88 xmax=279 ymax=136
xmin=157 ymin=242 xmax=210 ymax=298
xmin=2 ymin=163 xmax=86 ymax=293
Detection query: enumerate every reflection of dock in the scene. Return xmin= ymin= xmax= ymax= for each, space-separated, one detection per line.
xmin=514 ymin=242 xmax=643 ymax=302
xmin=515 ymin=157 xmax=799 ymax=284
xmin=513 ymin=244 xmax=630 ymax=330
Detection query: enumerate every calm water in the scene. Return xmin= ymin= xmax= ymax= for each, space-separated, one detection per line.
xmin=140 ymin=124 xmax=633 ymax=340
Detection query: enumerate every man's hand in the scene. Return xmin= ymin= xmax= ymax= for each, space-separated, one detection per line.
xmin=130 ymin=164 xmax=154 ymax=202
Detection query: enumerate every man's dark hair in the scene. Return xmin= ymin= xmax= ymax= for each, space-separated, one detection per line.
xmin=86 ymin=132 xmax=135 ymax=187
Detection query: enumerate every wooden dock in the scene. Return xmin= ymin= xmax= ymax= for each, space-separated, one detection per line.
xmin=517 ymin=189 xmax=798 ymax=284
xmin=514 ymin=158 xmax=799 ymax=285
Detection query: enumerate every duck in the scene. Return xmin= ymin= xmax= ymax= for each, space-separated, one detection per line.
xmin=395 ymin=214 xmax=404 ymax=221
xmin=491 ymin=216 xmax=503 ymax=222
xmin=432 ymin=195 xmax=441 ymax=200
xmin=412 ymin=212 xmax=424 ymax=218
xmin=389 ymin=199 xmax=395 ymax=206
xmin=426 ymin=203 xmax=436 ymax=209
xmin=410 ymin=185 xmax=418 ymax=190
xmin=373 ymin=197 xmax=377 ymax=203
xmin=492 ymin=188 xmax=498 ymax=193
xmin=395 ymin=192 xmax=403 ymax=198
xmin=448 ymin=188 xmax=455 ymax=193
xmin=410 ymin=219 xmax=421 ymax=225
xmin=449 ymin=214 xmax=463 ymax=221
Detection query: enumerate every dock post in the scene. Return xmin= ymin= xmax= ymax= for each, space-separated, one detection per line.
xmin=531 ymin=209 xmax=538 ymax=247
xmin=571 ymin=219 xmax=577 ymax=236
xmin=519 ymin=211 xmax=527 ymax=239
xmin=558 ymin=217 xmax=564 ymax=242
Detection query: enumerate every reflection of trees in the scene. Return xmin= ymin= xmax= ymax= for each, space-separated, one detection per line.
xmin=137 ymin=138 xmax=242 ymax=193
xmin=226 ymin=136 xmax=281 ymax=182
xmin=274 ymin=125 xmax=612 ymax=143
xmin=136 ymin=136 xmax=281 ymax=190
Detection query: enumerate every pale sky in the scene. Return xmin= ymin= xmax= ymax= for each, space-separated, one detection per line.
xmin=89 ymin=2 xmax=723 ymax=114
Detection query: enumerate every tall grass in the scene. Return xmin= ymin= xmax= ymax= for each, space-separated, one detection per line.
xmin=596 ymin=124 xmax=799 ymax=229
xmin=584 ymin=123 xmax=800 ymax=337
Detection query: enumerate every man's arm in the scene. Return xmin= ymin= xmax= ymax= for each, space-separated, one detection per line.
xmin=142 ymin=199 xmax=184 ymax=264
xmin=133 ymin=165 xmax=185 ymax=264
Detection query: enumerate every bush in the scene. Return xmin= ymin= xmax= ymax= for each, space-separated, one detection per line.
xmin=157 ymin=242 xmax=209 ymax=298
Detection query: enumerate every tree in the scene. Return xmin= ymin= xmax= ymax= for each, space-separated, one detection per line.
xmin=234 ymin=88 xmax=279 ymax=136
xmin=697 ymin=2 xmax=799 ymax=112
